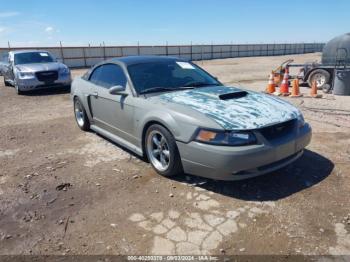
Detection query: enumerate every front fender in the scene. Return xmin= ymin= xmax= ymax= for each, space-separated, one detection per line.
xmin=137 ymin=109 xmax=201 ymax=144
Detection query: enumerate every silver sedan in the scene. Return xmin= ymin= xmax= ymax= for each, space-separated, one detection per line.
xmin=71 ymin=56 xmax=311 ymax=181
xmin=2 ymin=50 xmax=71 ymax=94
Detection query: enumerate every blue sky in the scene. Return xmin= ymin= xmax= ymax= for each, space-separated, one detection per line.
xmin=0 ymin=0 xmax=349 ymax=47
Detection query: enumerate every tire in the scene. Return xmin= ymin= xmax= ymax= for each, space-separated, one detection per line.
xmin=14 ymin=81 xmax=23 ymax=95
xmin=145 ymin=124 xmax=183 ymax=177
xmin=74 ymin=98 xmax=90 ymax=131
xmin=3 ymin=77 xmax=10 ymax=87
xmin=307 ymin=69 xmax=331 ymax=90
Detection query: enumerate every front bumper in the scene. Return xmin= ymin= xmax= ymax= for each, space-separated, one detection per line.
xmin=176 ymin=123 xmax=312 ymax=181
xmin=16 ymin=74 xmax=71 ymax=91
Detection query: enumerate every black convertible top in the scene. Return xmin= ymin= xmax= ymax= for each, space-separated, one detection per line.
xmin=106 ymin=55 xmax=188 ymax=66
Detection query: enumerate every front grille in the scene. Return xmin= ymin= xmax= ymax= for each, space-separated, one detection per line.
xmin=35 ymin=71 xmax=58 ymax=83
xmin=259 ymin=119 xmax=296 ymax=141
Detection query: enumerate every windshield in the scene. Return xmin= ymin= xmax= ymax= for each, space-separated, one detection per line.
xmin=14 ymin=52 xmax=54 ymax=65
xmin=127 ymin=60 xmax=221 ymax=94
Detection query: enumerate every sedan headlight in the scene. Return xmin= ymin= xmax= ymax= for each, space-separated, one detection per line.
xmin=18 ymin=71 xmax=35 ymax=79
xmin=59 ymin=67 xmax=70 ymax=75
xmin=195 ymin=129 xmax=257 ymax=146
xmin=297 ymin=114 xmax=305 ymax=128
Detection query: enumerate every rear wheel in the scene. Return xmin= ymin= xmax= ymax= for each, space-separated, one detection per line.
xmin=145 ymin=124 xmax=183 ymax=177
xmin=307 ymin=69 xmax=331 ymax=90
xmin=74 ymin=98 xmax=90 ymax=131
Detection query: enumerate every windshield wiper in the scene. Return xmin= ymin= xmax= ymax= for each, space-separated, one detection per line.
xmin=139 ymin=86 xmax=194 ymax=94
xmin=182 ymin=82 xmax=220 ymax=88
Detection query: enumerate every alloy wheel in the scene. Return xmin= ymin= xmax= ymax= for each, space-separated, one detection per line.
xmin=74 ymin=100 xmax=85 ymax=127
xmin=147 ymin=130 xmax=170 ymax=172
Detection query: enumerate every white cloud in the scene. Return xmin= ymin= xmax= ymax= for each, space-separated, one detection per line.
xmin=45 ymin=26 xmax=54 ymax=33
xmin=0 ymin=12 xmax=20 ymax=18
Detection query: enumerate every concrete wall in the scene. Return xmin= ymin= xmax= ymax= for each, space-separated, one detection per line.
xmin=0 ymin=43 xmax=324 ymax=68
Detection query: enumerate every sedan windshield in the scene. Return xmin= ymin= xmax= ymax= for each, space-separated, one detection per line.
xmin=127 ymin=60 xmax=221 ymax=94
xmin=14 ymin=52 xmax=54 ymax=65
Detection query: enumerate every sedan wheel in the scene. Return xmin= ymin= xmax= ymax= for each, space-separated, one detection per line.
xmin=14 ymin=81 xmax=23 ymax=95
xmin=145 ymin=124 xmax=183 ymax=177
xmin=74 ymin=98 xmax=90 ymax=131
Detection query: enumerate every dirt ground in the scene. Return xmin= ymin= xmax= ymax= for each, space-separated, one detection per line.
xmin=1 ymin=53 xmax=350 ymax=256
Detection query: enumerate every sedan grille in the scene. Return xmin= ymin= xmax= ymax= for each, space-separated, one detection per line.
xmin=35 ymin=71 xmax=58 ymax=83
xmin=259 ymin=119 xmax=296 ymax=141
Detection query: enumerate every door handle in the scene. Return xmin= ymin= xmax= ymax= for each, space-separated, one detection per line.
xmin=91 ymin=92 xmax=98 ymax=98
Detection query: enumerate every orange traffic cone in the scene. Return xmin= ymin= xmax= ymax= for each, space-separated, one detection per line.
xmin=290 ymin=79 xmax=302 ymax=97
xmin=310 ymin=81 xmax=322 ymax=98
xmin=266 ymin=72 xmax=276 ymax=94
xmin=279 ymin=68 xmax=290 ymax=95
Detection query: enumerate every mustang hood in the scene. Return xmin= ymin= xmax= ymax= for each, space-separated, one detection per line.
xmin=158 ymin=86 xmax=300 ymax=130
xmin=15 ymin=62 xmax=65 ymax=72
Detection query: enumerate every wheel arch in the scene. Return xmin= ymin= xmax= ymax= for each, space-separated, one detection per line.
xmin=141 ymin=120 xmax=174 ymax=159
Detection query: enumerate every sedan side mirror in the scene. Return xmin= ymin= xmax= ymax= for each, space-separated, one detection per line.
xmin=109 ymin=85 xmax=128 ymax=95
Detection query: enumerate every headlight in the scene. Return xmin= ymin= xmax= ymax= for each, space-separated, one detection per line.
xmin=297 ymin=114 xmax=305 ymax=128
xmin=18 ymin=71 xmax=35 ymax=79
xmin=195 ymin=129 xmax=257 ymax=146
xmin=59 ymin=67 xmax=70 ymax=75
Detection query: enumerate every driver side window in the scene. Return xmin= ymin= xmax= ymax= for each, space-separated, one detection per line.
xmin=89 ymin=64 xmax=127 ymax=89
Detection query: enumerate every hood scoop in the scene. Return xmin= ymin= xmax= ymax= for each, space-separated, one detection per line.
xmin=219 ymin=91 xmax=248 ymax=100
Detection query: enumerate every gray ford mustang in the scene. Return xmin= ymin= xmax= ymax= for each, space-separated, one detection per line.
xmin=71 ymin=56 xmax=311 ymax=180
xmin=2 ymin=50 xmax=71 ymax=94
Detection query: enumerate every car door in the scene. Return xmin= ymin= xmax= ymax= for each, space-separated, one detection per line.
xmin=88 ymin=63 xmax=136 ymax=144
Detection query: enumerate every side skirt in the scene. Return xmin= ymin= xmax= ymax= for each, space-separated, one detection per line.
xmin=90 ymin=125 xmax=143 ymax=157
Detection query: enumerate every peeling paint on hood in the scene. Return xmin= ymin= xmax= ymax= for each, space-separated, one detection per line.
xmin=157 ymin=86 xmax=300 ymax=130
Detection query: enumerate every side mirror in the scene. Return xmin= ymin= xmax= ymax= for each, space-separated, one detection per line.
xmin=109 ymin=85 xmax=127 ymax=95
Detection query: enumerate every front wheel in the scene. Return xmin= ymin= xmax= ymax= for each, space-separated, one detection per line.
xmin=14 ymin=81 xmax=23 ymax=95
xmin=74 ymin=98 xmax=90 ymax=131
xmin=145 ymin=124 xmax=183 ymax=177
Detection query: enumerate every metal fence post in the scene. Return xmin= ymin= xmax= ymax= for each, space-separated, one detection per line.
xmin=102 ymin=42 xmax=106 ymax=60
xmin=7 ymin=41 xmax=11 ymax=51
xmin=201 ymin=44 xmax=203 ymax=62
xmin=83 ymin=46 xmax=87 ymax=67
xmin=59 ymin=41 xmax=65 ymax=63
xmin=190 ymin=41 xmax=193 ymax=61
xmin=230 ymin=42 xmax=233 ymax=58
xmin=137 ymin=41 xmax=140 ymax=56
xmin=211 ymin=42 xmax=213 ymax=60
xmin=166 ymin=41 xmax=168 ymax=56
